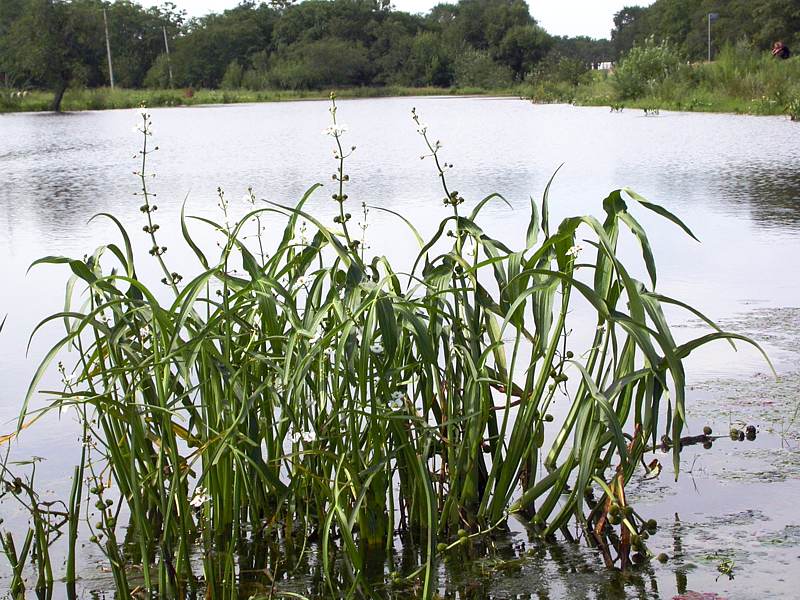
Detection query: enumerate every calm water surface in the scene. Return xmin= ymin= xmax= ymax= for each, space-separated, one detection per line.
xmin=1 ymin=98 xmax=799 ymax=598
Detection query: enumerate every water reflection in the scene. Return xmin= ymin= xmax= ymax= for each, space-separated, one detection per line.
xmin=721 ymin=165 xmax=800 ymax=229
xmin=2 ymin=100 xmax=800 ymax=598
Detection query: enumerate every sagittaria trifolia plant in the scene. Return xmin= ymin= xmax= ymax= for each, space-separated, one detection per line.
xmin=15 ymin=93 xmax=768 ymax=598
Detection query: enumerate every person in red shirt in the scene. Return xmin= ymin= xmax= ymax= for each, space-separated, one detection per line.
xmin=772 ymin=41 xmax=791 ymax=59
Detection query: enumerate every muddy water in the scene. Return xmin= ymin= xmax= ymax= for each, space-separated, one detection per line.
xmin=1 ymin=98 xmax=799 ymax=598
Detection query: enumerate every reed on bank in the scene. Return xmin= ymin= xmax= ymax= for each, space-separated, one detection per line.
xmin=527 ymin=44 xmax=800 ymax=118
xmin=5 ymin=95 xmax=768 ymax=597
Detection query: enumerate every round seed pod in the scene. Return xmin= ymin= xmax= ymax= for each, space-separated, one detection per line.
xmin=544 ymin=414 xmax=554 ymax=422
xmin=745 ymin=425 xmax=757 ymax=441
xmin=738 ymin=430 xmax=745 ymax=442
xmin=436 ymin=542 xmax=447 ymax=552
xmin=566 ymin=351 xmax=574 ymax=359
xmin=623 ymin=505 xmax=634 ymax=519
xmin=703 ymin=441 xmax=713 ymax=450
xmin=457 ymin=528 xmax=468 ymax=538
xmin=657 ymin=553 xmax=669 ymax=563
xmin=608 ymin=512 xmax=622 ymax=525
xmin=730 ymin=428 xmax=741 ymax=440
xmin=703 ymin=426 xmax=712 ymax=435
xmin=632 ymin=552 xmax=645 ymax=564
xmin=609 ymin=504 xmax=621 ymax=517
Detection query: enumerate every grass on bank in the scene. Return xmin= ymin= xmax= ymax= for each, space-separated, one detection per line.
xmin=0 ymin=85 xmax=523 ymax=113
xmin=527 ymin=45 xmax=800 ymax=118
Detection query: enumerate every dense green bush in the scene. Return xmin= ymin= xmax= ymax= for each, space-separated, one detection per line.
xmin=266 ymin=38 xmax=372 ymax=90
xmin=453 ymin=49 xmax=513 ymax=88
xmin=220 ymin=60 xmax=244 ymax=89
xmin=143 ymin=54 xmax=173 ymax=89
xmin=614 ymin=38 xmax=685 ymax=99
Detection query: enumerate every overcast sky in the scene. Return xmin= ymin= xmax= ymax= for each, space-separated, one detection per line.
xmin=138 ymin=1 xmax=653 ymax=39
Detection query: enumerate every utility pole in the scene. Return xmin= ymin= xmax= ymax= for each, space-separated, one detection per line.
xmin=103 ymin=9 xmax=115 ymax=88
xmin=707 ymin=12 xmax=719 ymax=62
xmin=162 ymin=26 xmax=174 ymax=88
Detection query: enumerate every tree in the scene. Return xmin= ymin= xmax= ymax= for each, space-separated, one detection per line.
xmin=2 ymin=0 xmax=104 ymax=111
xmin=494 ymin=24 xmax=551 ymax=79
xmin=611 ymin=6 xmax=649 ymax=58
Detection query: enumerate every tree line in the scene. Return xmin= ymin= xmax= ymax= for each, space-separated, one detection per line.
xmin=1 ymin=0 xmax=796 ymax=112
xmin=0 ymin=0 xmax=616 ymax=110
xmin=612 ymin=0 xmax=800 ymax=60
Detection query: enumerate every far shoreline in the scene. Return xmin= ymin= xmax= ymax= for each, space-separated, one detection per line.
xmin=1 ymin=85 xmax=796 ymax=120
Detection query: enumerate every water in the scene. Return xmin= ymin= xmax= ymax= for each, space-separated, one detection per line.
xmin=1 ymin=98 xmax=799 ymax=598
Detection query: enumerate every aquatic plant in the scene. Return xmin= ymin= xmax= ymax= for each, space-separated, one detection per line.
xmin=787 ymin=97 xmax=800 ymax=121
xmin=13 ymin=95 xmax=767 ymax=596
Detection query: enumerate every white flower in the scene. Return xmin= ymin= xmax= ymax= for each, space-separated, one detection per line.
xmin=388 ymin=397 xmax=403 ymax=411
xmin=189 ymin=486 xmax=210 ymax=508
xmin=325 ymin=347 xmax=336 ymax=358
xmin=290 ymin=429 xmax=316 ymax=444
xmin=322 ymin=124 xmax=348 ymax=137
xmin=296 ymin=275 xmax=308 ymax=287
xmin=566 ymin=244 xmax=583 ymax=258
xmin=370 ymin=341 xmax=384 ymax=354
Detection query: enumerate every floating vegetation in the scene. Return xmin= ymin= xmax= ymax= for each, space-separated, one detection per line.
xmin=643 ymin=106 xmax=661 ymax=116
xmin=5 ymin=95 xmax=768 ymax=597
xmin=610 ymin=103 xmax=624 ymax=112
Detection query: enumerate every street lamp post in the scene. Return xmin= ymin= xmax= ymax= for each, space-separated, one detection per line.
xmin=708 ymin=12 xmax=719 ymax=61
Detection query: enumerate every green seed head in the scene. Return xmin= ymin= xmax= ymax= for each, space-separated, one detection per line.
xmin=436 ymin=542 xmax=447 ymax=552
xmin=544 ymin=414 xmax=554 ymax=422
xmin=703 ymin=425 xmax=712 ymax=435
xmin=457 ymin=528 xmax=468 ymax=538
xmin=657 ymin=553 xmax=669 ymax=563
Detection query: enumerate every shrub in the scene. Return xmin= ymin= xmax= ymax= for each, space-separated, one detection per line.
xmin=614 ymin=38 xmax=685 ymax=99
xmin=220 ymin=60 xmax=244 ymax=90
xmin=266 ymin=38 xmax=372 ymax=90
xmin=453 ymin=49 xmax=513 ymax=88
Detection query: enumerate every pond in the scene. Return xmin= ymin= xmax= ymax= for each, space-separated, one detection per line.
xmin=1 ymin=97 xmax=799 ymax=598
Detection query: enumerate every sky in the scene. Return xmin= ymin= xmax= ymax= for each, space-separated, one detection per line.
xmin=139 ymin=1 xmax=654 ymax=40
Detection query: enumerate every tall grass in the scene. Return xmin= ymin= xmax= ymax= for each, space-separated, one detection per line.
xmin=524 ymin=44 xmax=800 ymax=117
xmin=11 ymin=95 xmax=767 ymax=596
